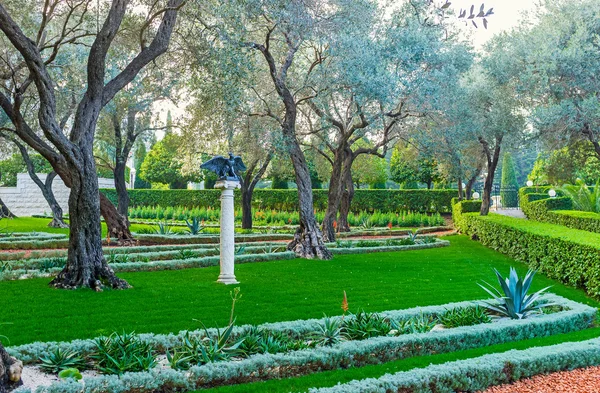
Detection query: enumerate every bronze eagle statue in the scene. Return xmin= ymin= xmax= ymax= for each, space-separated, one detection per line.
xmin=200 ymin=153 xmax=246 ymax=181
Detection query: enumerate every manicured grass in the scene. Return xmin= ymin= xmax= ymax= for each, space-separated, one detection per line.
xmin=1 ymin=217 xmax=156 ymax=237
xmin=201 ymin=327 xmax=600 ymax=393
xmin=477 ymin=213 xmax=600 ymax=248
xmin=554 ymin=210 xmax=600 ymax=219
xmin=0 ymin=235 xmax=597 ymax=346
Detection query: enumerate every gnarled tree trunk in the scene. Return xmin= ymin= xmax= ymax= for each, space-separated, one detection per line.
xmin=100 ymin=192 xmax=133 ymax=243
xmin=240 ymin=153 xmax=272 ymax=230
xmin=479 ymin=136 xmax=502 ymax=216
xmin=113 ymin=159 xmax=130 ymax=220
xmin=285 ymin=137 xmax=332 ymax=259
xmin=321 ymin=149 xmax=345 ymax=242
xmin=42 ymin=172 xmax=68 ymax=228
xmin=50 ymin=155 xmax=130 ymax=290
xmin=0 ymin=343 xmax=23 ymax=393
xmin=256 ymin=37 xmax=331 ymax=259
xmin=465 ymin=162 xmax=483 ymax=200
xmin=338 ymin=160 xmax=355 ymax=232
xmin=0 ymin=199 xmax=14 ymax=219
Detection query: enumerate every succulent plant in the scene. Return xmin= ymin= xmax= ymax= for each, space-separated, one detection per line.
xmin=479 ymin=267 xmax=552 ymax=319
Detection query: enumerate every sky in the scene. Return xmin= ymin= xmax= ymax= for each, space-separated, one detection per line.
xmin=450 ymin=0 xmax=538 ymax=47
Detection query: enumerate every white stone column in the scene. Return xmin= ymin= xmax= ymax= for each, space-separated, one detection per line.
xmin=215 ymin=179 xmax=240 ymax=284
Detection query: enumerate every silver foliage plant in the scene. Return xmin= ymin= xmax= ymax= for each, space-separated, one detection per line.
xmin=479 ymin=267 xmax=553 ymax=319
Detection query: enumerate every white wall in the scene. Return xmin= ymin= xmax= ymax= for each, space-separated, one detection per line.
xmin=0 ymin=173 xmax=116 ymax=216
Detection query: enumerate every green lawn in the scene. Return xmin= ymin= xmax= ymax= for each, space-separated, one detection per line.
xmin=1 ymin=235 xmax=597 ymax=347
xmin=1 ymin=216 xmax=156 ymax=237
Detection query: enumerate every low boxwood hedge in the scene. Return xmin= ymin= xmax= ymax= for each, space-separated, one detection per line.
xmin=519 ymin=187 xmax=600 ymax=233
xmin=101 ymin=189 xmax=457 ymax=213
xmin=453 ymin=199 xmax=600 ymax=298
xmin=9 ymin=294 xmax=594 ymax=393
xmin=310 ymin=336 xmax=600 ymax=393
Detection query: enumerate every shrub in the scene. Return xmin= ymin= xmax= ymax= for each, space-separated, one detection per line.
xmin=519 ymin=187 xmax=600 ymax=233
xmin=102 ymin=189 xmax=456 ymax=213
xmin=453 ymin=199 xmax=600 ymax=299
xmin=561 ymin=179 xmax=600 ymax=212
xmin=308 ymin=337 xmax=600 ymax=393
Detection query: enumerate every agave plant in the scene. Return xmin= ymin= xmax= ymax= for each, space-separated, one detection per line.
xmin=185 ymin=217 xmax=206 ymax=235
xmin=478 ymin=267 xmax=552 ymax=320
xmin=561 ymin=179 xmax=600 ymax=212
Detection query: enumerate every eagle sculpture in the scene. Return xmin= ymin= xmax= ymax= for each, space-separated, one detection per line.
xmin=200 ymin=153 xmax=246 ymax=181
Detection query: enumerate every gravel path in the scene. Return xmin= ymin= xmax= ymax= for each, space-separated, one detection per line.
xmin=493 ymin=208 xmax=527 ymax=219
xmin=478 ymin=366 xmax=600 ymax=393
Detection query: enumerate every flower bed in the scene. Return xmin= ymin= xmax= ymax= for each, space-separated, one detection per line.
xmin=309 ymin=336 xmax=600 ymax=393
xmin=127 ymin=206 xmax=445 ymax=228
xmin=0 ymin=239 xmax=449 ymax=281
xmin=8 ymin=294 xmax=594 ymax=393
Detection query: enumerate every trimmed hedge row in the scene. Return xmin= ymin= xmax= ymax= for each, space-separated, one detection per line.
xmin=310 ymin=336 xmax=600 ymax=393
xmin=9 ymin=294 xmax=594 ymax=393
xmin=451 ymin=197 xmax=482 ymax=230
xmin=0 ymin=241 xmax=450 ymax=281
xmin=519 ymin=187 xmax=600 ymax=233
xmin=101 ymin=189 xmax=457 ymax=213
xmin=453 ymin=199 xmax=600 ymax=298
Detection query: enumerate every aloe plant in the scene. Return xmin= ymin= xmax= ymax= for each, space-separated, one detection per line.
xmin=479 ymin=267 xmax=552 ymax=319
xmin=561 ymin=179 xmax=600 ymax=212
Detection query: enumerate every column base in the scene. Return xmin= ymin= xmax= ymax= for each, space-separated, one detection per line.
xmin=217 ymin=274 xmax=239 ymax=285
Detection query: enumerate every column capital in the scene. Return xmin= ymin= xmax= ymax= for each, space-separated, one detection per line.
xmin=214 ymin=179 xmax=241 ymax=190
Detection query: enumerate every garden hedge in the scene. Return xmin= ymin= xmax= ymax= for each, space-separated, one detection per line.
xmin=453 ymin=199 xmax=600 ymax=298
xmin=518 ymin=187 xmax=600 ymax=233
xmin=101 ymin=189 xmax=457 ymax=213
xmin=9 ymin=294 xmax=594 ymax=393
xmin=310 ymin=336 xmax=600 ymax=393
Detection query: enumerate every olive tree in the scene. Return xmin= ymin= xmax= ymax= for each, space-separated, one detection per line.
xmin=0 ymin=0 xmax=184 ymax=289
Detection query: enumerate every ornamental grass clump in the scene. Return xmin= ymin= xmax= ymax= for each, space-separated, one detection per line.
xmin=39 ymin=348 xmax=87 ymax=374
xmin=91 ymin=332 xmax=156 ymax=375
xmin=479 ymin=267 xmax=553 ymax=319
xmin=437 ymin=306 xmax=491 ymax=328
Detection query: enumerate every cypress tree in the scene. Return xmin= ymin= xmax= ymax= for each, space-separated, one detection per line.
xmin=500 ymin=152 xmax=519 ymax=207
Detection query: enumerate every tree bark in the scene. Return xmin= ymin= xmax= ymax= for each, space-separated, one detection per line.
xmin=50 ymin=154 xmax=130 ymax=290
xmin=100 ymin=192 xmax=134 ymax=244
xmin=457 ymin=178 xmax=464 ymax=200
xmin=43 ymin=173 xmax=68 ymax=228
xmin=338 ymin=159 xmax=355 ymax=232
xmin=240 ymin=153 xmax=272 ymax=230
xmin=479 ymin=136 xmax=502 ymax=216
xmin=285 ymin=137 xmax=332 ymax=259
xmin=0 ymin=343 xmax=23 ymax=393
xmin=321 ymin=149 xmax=345 ymax=242
xmin=255 ymin=34 xmax=331 ymax=259
xmin=465 ymin=163 xmax=483 ymax=200
xmin=113 ymin=159 xmax=130 ymax=219
xmin=0 ymin=199 xmax=14 ymax=219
